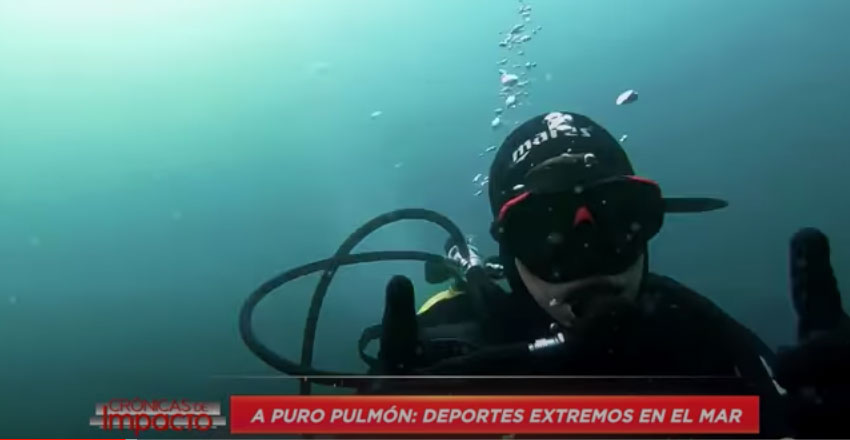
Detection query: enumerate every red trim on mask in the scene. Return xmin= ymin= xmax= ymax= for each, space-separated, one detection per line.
xmin=626 ymin=175 xmax=658 ymax=186
xmin=497 ymin=191 xmax=531 ymax=222
xmin=573 ymin=205 xmax=594 ymax=226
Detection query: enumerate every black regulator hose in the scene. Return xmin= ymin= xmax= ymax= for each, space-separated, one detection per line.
xmin=238 ymin=209 xmax=474 ymax=394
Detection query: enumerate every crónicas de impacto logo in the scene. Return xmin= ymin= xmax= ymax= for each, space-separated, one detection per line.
xmin=90 ymin=399 xmax=227 ymax=435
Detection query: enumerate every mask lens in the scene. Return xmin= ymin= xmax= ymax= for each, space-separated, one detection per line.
xmin=502 ymin=177 xmax=663 ymax=282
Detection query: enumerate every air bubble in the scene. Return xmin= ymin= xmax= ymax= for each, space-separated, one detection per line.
xmin=546 ymin=232 xmax=564 ymax=245
xmin=615 ymin=89 xmax=639 ymax=106
xmin=601 ymin=199 xmax=607 ymax=205
xmin=574 ymin=185 xmax=584 ymax=194
xmin=583 ymin=243 xmax=589 ymax=249
xmin=500 ymin=73 xmax=519 ymax=86
xmin=630 ymin=222 xmax=642 ymax=232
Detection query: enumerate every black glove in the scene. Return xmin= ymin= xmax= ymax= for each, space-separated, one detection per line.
xmin=377 ymin=275 xmax=420 ymax=375
xmin=775 ymin=228 xmax=850 ymax=437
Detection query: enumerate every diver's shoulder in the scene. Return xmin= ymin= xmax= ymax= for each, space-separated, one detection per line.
xmin=643 ymin=272 xmax=696 ymax=292
xmin=642 ymin=273 xmax=768 ymax=347
xmin=641 ymin=273 xmax=746 ymax=330
xmin=643 ymin=273 xmax=722 ymax=311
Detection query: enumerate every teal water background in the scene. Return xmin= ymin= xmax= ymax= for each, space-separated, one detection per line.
xmin=1 ymin=0 xmax=849 ymax=437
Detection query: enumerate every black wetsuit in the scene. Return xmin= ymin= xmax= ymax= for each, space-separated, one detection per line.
xmin=395 ymin=272 xmax=791 ymax=437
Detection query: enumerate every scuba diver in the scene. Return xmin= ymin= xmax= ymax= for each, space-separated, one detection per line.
xmin=375 ymin=112 xmax=850 ymax=437
xmin=240 ymin=111 xmax=850 ymax=438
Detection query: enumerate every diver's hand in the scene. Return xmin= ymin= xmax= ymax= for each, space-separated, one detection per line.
xmin=776 ymin=228 xmax=850 ymax=387
xmin=775 ymin=228 xmax=850 ymax=437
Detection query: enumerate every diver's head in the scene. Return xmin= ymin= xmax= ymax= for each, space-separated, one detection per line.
xmin=488 ymin=112 xmax=664 ymax=327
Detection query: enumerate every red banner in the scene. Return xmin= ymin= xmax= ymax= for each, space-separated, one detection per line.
xmin=230 ymin=395 xmax=759 ymax=435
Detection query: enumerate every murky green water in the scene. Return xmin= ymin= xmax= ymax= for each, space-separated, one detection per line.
xmin=1 ymin=0 xmax=849 ymax=436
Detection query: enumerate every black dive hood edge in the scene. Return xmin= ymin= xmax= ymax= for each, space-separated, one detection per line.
xmin=523 ymin=153 xmax=730 ymax=215
xmin=663 ymin=197 xmax=728 ymax=213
